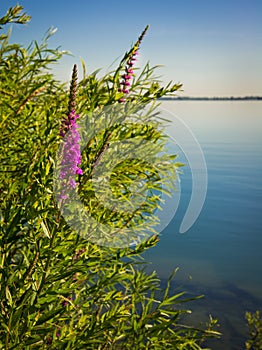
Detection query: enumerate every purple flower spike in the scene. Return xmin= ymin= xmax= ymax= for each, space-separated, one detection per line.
xmin=118 ymin=25 xmax=149 ymax=103
xmin=59 ymin=65 xmax=83 ymax=201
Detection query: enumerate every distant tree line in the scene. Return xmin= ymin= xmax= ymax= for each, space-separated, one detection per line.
xmin=160 ymin=96 xmax=262 ymax=101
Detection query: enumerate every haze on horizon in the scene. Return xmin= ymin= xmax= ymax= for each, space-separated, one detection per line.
xmin=1 ymin=0 xmax=262 ymax=97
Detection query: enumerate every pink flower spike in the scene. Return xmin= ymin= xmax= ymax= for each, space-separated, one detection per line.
xmin=123 ymin=89 xmax=130 ymax=94
xmin=58 ymin=64 xmax=83 ymax=202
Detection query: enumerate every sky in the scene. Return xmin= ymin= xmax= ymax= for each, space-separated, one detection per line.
xmin=1 ymin=0 xmax=262 ymax=97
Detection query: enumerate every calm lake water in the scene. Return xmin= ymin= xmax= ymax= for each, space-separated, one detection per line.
xmin=143 ymin=101 xmax=262 ymax=350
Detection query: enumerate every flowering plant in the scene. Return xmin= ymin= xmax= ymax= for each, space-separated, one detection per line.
xmin=0 ymin=5 xmax=221 ymax=349
xmin=58 ymin=65 xmax=83 ymax=201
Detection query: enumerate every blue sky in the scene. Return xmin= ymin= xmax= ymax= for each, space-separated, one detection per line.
xmin=1 ymin=0 xmax=262 ymax=96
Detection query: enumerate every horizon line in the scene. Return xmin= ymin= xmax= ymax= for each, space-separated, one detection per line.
xmin=160 ymin=95 xmax=262 ymax=101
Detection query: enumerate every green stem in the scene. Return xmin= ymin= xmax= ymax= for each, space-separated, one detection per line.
xmin=37 ymin=220 xmax=58 ymax=295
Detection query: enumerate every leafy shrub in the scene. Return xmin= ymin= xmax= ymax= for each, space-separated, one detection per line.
xmin=0 ymin=5 xmax=220 ymax=349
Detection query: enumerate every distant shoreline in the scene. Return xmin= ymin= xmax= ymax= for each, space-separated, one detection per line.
xmin=160 ymin=96 xmax=262 ymax=101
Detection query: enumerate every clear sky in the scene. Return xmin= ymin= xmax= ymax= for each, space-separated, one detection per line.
xmin=1 ymin=0 xmax=262 ymax=96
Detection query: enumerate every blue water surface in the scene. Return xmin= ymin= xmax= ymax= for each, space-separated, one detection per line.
xmin=143 ymin=101 xmax=262 ymax=350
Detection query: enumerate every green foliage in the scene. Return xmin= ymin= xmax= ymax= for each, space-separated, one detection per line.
xmin=0 ymin=5 xmax=220 ymax=349
xmin=245 ymin=311 xmax=262 ymax=350
xmin=0 ymin=4 xmax=31 ymax=29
